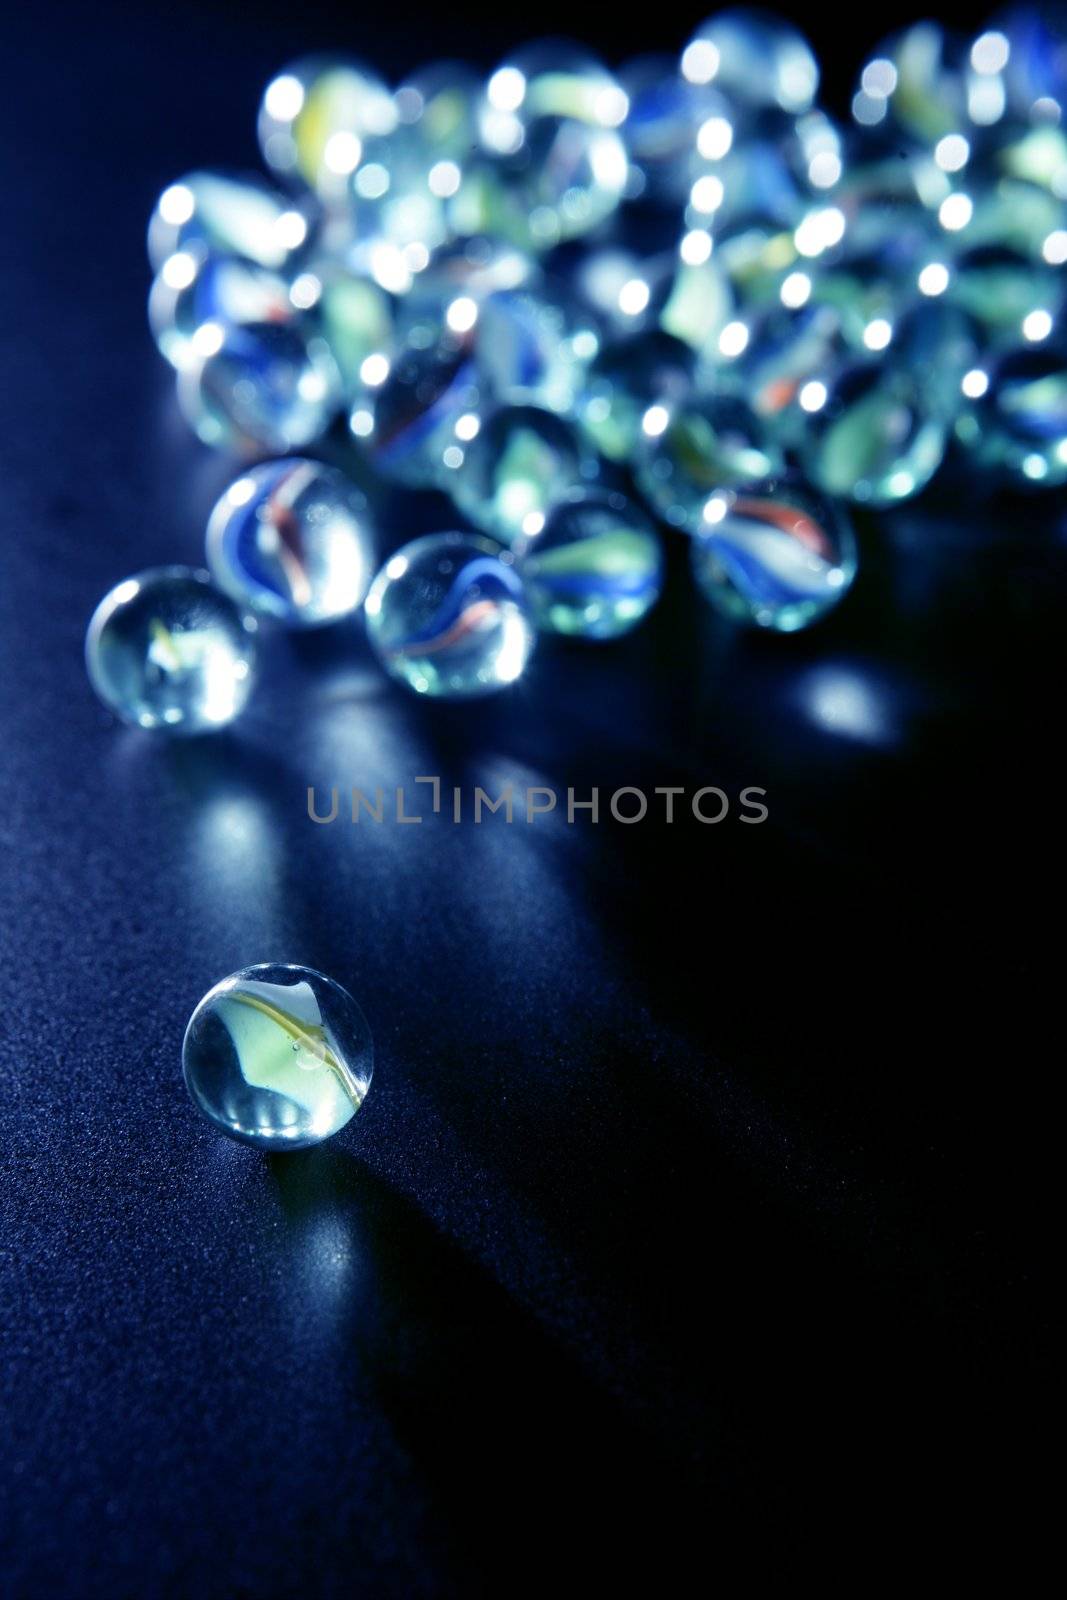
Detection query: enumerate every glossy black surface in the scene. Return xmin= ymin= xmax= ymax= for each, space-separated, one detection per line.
xmin=0 ymin=3 xmax=1056 ymax=1591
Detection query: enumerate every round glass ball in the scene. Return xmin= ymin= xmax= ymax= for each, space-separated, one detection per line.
xmin=801 ymin=360 xmax=948 ymax=506
xmin=148 ymin=253 xmax=293 ymax=372
xmin=690 ymin=479 xmax=857 ymax=631
xmin=636 ymin=394 xmax=785 ymax=532
xmin=178 ymin=321 xmax=341 ymax=454
xmin=257 ymin=56 xmax=397 ymax=200
xmin=206 ymin=459 xmax=376 ymax=627
xmin=955 ymin=341 xmax=1067 ymax=487
xmin=85 ymin=566 xmax=258 ymax=733
xmin=147 ymin=170 xmax=311 ymax=274
xmin=579 ymin=330 xmax=696 ymax=462
xmin=354 ymin=333 xmax=482 ymax=487
xmin=683 ymin=10 xmax=819 ymax=114
xmin=448 ymin=404 xmax=591 ymax=545
xmin=183 ymin=964 xmax=373 ymax=1150
xmin=364 ymin=532 xmax=535 ymax=698
xmin=517 ymin=489 xmax=664 ymax=639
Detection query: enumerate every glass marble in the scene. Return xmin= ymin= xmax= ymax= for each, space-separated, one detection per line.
xmin=830 ymin=155 xmax=938 ymax=262
xmin=299 ymin=263 xmax=394 ymax=395
xmin=891 ymin=299 xmax=981 ymax=417
xmin=459 ymin=123 xmax=628 ymax=252
xmin=178 ymin=321 xmax=342 ymax=454
xmin=578 ymin=330 xmax=695 ymax=462
xmin=148 ymin=252 xmax=293 ymax=371
xmin=851 ymin=22 xmax=967 ymax=146
xmin=473 ymin=283 xmax=601 ymax=413
xmin=962 ymin=177 xmax=1065 ymax=258
xmin=947 ymin=242 xmax=1064 ymax=345
xmin=710 ymin=301 xmax=846 ymax=448
xmin=206 ymin=460 xmax=376 ymax=627
xmin=572 ymin=248 xmax=675 ymax=337
xmin=183 ymin=964 xmax=373 ymax=1150
xmin=801 ymin=360 xmax=948 ymax=505
xmin=985 ymin=123 xmax=1067 ymax=199
xmin=621 ymin=54 xmax=732 ymax=200
xmin=364 ymin=532 xmax=535 ymax=697
xmin=955 ymin=340 xmax=1067 ymax=485
xmin=658 ymin=249 xmax=735 ymax=352
xmin=448 ymin=404 xmax=590 ymax=545
xmin=516 ymin=489 xmax=664 ymax=639
xmin=147 ymin=171 xmax=312 ymax=274
xmin=713 ymin=217 xmax=801 ymax=308
xmin=691 ymin=140 xmax=807 ymax=233
xmin=682 ymin=10 xmax=819 ymax=114
xmin=393 ymin=61 xmax=482 ymax=161
xmin=995 ymin=5 xmax=1067 ymax=119
xmin=804 ymin=250 xmax=904 ymax=352
xmin=354 ymin=331 xmax=483 ymax=486
xmin=473 ymin=46 xmax=630 ymax=249
xmin=85 ymin=566 xmax=257 ymax=733
xmin=393 ymin=239 xmax=536 ymax=345
xmin=690 ymin=478 xmax=857 ymax=631
xmin=636 ymin=395 xmax=785 ymax=532
xmin=482 ymin=42 xmax=629 ymax=134
xmin=345 ymin=63 xmax=480 ymax=259
xmin=258 ymin=56 xmax=397 ymax=201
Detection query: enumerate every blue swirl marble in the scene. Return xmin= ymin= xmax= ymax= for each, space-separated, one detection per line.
xmin=206 ymin=459 xmax=376 ymax=627
xmin=517 ymin=489 xmax=663 ymax=639
xmin=364 ymin=533 xmax=536 ymax=697
xmin=690 ymin=478 xmax=857 ymax=631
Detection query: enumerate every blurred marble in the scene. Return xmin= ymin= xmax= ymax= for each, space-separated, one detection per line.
xmin=802 ymin=359 xmax=948 ymax=505
xmin=364 ymin=532 xmax=535 ymax=696
xmin=621 ymin=54 xmax=732 ymax=200
xmin=297 ymin=263 xmax=394 ymax=395
xmin=474 ymin=283 xmax=600 ymax=412
xmin=711 ymin=301 xmax=846 ymax=447
xmin=690 ymin=477 xmax=857 ymax=630
xmin=471 ymin=44 xmax=630 ymax=249
xmin=147 ymin=171 xmax=313 ymax=274
xmin=85 ymin=567 xmax=257 ymax=733
xmin=206 ymin=459 xmax=376 ymax=627
xmin=947 ymin=241 xmax=1064 ymax=344
xmin=258 ymin=56 xmax=397 ymax=200
xmin=579 ymin=329 xmax=695 ymax=461
xmin=637 ymin=394 xmax=785 ymax=531
xmin=955 ymin=338 xmax=1067 ymax=484
xmin=682 ymin=10 xmax=819 ymax=114
xmin=353 ymin=331 xmax=482 ymax=486
xmin=517 ymin=488 xmax=663 ymax=638
xmin=393 ymin=238 xmax=537 ymax=343
xmin=149 ymin=253 xmax=293 ymax=372
xmin=448 ymin=404 xmax=590 ymax=544
xmin=178 ymin=321 xmax=342 ymax=453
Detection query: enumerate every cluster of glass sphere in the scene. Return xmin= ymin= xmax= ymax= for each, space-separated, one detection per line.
xmin=87 ymin=7 xmax=1067 ymax=726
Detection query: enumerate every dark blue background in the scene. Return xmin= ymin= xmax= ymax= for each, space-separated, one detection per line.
xmin=0 ymin=2 xmax=1056 ymax=1592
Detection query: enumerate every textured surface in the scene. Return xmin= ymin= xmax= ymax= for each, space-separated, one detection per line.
xmin=0 ymin=3 xmax=1057 ymax=1592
